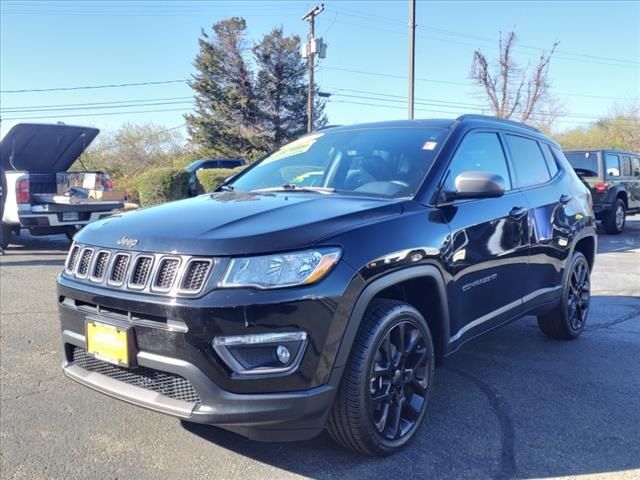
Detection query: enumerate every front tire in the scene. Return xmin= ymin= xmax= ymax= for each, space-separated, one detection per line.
xmin=603 ymin=198 xmax=625 ymax=234
xmin=327 ymin=299 xmax=435 ymax=456
xmin=537 ymin=252 xmax=591 ymax=340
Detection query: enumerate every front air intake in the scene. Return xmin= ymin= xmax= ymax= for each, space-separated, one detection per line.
xmin=66 ymin=245 xmax=80 ymax=273
xmin=76 ymin=249 xmax=94 ymax=277
xmin=153 ymin=258 xmax=180 ymax=291
xmin=91 ymin=251 xmax=110 ymax=281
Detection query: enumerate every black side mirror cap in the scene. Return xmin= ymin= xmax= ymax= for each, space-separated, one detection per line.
xmin=446 ymin=171 xmax=506 ymax=200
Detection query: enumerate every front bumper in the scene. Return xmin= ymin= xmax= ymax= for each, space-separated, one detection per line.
xmin=58 ymin=261 xmax=363 ymax=440
xmin=61 ymin=331 xmax=337 ymax=441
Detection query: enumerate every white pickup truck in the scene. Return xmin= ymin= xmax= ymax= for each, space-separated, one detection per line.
xmin=1 ymin=123 xmax=123 ymax=249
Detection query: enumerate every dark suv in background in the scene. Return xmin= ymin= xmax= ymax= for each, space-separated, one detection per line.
xmin=564 ymin=149 xmax=640 ymax=233
xmin=185 ymin=158 xmax=246 ymax=196
xmin=58 ymin=115 xmax=596 ymax=456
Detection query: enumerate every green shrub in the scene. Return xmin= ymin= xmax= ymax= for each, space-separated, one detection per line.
xmin=136 ymin=167 xmax=190 ymax=206
xmin=196 ymin=167 xmax=244 ymax=193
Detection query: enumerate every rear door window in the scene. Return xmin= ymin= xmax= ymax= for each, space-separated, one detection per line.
xmin=504 ymin=134 xmax=551 ymax=187
xmin=632 ymin=157 xmax=640 ymax=177
xmin=621 ymin=156 xmax=632 ymax=177
xmin=541 ymin=144 xmax=559 ymax=178
xmin=605 ymin=154 xmax=621 ymax=177
xmin=446 ymin=131 xmax=512 ymax=191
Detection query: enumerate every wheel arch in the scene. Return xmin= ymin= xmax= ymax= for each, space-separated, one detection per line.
xmin=332 ymin=266 xmax=450 ymax=375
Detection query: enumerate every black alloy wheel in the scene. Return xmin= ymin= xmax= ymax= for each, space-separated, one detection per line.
xmin=327 ymin=299 xmax=435 ymax=456
xmin=567 ymin=258 xmax=590 ymax=332
xmin=537 ymin=252 xmax=591 ymax=340
xmin=368 ymin=320 xmax=430 ymax=441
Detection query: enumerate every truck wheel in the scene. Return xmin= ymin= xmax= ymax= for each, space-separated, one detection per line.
xmin=603 ymin=198 xmax=625 ymax=234
xmin=1 ymin=222 xmax=11 ymax=250
xmin=327 ymin=299 xmax=435 ymax=456
xmin=65 ymin=225 xmax=81 ymax=242
xmin=537 ymin=252 xmax=591 ymax=340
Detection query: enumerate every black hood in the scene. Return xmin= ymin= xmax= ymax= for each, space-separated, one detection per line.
xmin=0 ymin=123 xmax=99 ymax=172
xmin=77 ymin=192 xmax=404 ymax=256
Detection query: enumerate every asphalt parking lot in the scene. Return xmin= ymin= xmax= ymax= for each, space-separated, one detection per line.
xmin=1 ymin=216 xmax=639 ymax=480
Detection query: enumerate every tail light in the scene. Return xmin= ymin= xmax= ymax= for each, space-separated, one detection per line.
xmin=595 ymin=182 xmax=608 ymax=193
xmin=16 ymin=178 xmax=30 ymax=204
xmin=103 ymin=178 xmax=113 ymax=191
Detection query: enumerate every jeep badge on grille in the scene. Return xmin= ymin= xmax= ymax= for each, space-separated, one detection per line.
xmin=116 ymin=236 xmax=139 ymax=248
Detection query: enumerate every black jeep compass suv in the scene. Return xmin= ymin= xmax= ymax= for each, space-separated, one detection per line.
xmin=58 ymin=115 xmax=597 ymax=456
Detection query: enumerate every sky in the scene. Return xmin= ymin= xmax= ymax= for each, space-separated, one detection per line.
xmin=1 ymin=0 xmax=639 ymax=139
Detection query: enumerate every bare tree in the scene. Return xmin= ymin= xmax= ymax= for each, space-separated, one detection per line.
xmin=470 ymin=30 xmax=559 ymax=123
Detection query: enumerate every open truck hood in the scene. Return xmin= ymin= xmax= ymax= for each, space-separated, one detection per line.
xmin=0 ymin=123 xmax=99 ymax=172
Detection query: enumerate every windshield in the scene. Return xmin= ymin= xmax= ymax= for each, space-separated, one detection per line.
xmin=565 ymin=151 xmax=599 ymax=176
xmin=229 ymin=127 xmax=446 ymax=198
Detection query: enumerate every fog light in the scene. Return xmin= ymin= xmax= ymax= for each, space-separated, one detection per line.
xmin=213 ymin=331 xmax=307 ymax=376
xmin=276 ymin=345 xmax=291 ymax=364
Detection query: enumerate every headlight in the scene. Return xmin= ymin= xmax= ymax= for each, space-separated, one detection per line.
xmin=220 ymin=247 xmax=341 ymax=289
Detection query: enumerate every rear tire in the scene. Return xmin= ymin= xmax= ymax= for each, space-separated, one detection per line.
xmin=0 ymin=222 xmax=11 ymax=250
xmin=537 ymin=252 xmax=591 ymax=340
xmin=65 ymin=225 xmax=82 ymax=243
xmin=327 ymin=299 xmax=435 ymax=456
xmin=603 ymin=198 xmax=625 ymax=234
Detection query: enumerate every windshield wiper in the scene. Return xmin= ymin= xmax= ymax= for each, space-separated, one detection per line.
xmin=253 ymin=184 xmax=335 ymax=194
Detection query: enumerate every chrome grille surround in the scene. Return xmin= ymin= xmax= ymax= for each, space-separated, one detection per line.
xmin=128 ymin=255 xmax=154 ymax=289
xmin=90 ymin=251 xmax=111 ymax=282
xmin=64 ymin=243 xmax=216 ymax=297
xmin=152 ymin=257 xmax=181 ymax=292
xmin=65 ymin=244 xmax=81 ymax=273
xmin=76 ymin=248 xmax=94 ymax=278
xmin=108 ymin=253 xmax=131 ymax=286
xmin=179 ymin=259 xmax=214 ymax=294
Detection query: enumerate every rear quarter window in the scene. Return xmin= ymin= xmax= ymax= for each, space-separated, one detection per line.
xmin=541 ymin=144 xmax=559 ymax=178
xmin=504 ymin=134 xmax=551 ymax=187
xmin=605 ymin=154 xmax=621 ymax=177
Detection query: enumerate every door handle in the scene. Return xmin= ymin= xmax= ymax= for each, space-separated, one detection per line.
xmin=509 ymin=206 xmax=528 ymax=220
xmin=559 ymin=194 xmax=571 ymax=205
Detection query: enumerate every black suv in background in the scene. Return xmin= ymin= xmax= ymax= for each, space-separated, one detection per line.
xmin=185 ymin=158 xmax=246 ymax=196
xmin=564 ymin=149 xmax=640 ymax=233
xmin=58 ymin=115 xmax=596 ymax=456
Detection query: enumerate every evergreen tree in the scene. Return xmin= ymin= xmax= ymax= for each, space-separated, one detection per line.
xmin=187 ymin=19 xmax=326 ymax=160
xmin=185 ymin=18 xmax=262 ymax=160
xmin=253 ymin=27 xmax=326 ymax=152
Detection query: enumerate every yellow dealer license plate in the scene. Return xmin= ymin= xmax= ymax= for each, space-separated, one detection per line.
xmin=86 ymin=321 xmax=131 ymax=367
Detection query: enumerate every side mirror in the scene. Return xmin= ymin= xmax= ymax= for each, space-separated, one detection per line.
xmin=448 ymin=171 xmax=506 ymax=200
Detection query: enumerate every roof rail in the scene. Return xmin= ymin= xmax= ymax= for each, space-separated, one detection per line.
xmin=456 ymin=114 xmax=541 ymax=133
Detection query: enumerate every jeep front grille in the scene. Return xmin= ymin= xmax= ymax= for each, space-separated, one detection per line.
xmin=154 ymin=258 xmax=180 ymax=291
xmin=76 ymin=249 xmax=93 ymax=277
xmin=71 ymin=347 xmax=201 ymax=404
xmin=110 ymin=254 xmax=130 ymax=284
xmin=92 ymin=251 xmax=110 ymax=281
xmin=66 ymin=245 xmax=80 ymax=272
xmin=65 ymin=243 xmax=215 ymax=297
xmin=181 ymin=260 xmax=212 ymax=292
xmin=129 ymin=256 xmax=153 ymax=288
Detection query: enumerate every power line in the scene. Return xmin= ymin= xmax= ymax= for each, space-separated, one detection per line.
xmin=320 ymin=65 xmax=637 ymax=101
xmin=329 ymin=5 xmax=639 ymax=67
xmin=1 ymin=107 xmax=191 ymax=121
xmin=0 ymin=79 xmax=187 ymax=94
xmin=0 ymin=96 xmax=192 ymax=112
xmin=1 ymin=100 xmax=193 ymax=114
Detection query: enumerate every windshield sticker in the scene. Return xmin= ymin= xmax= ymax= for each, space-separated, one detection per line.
xmin=422 ymin=141 xmax=438 ymax=151
xmin=263 ymin=133 xmax=324 ymax=164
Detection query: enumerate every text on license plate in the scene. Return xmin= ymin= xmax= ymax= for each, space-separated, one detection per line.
xmin=62 ymin=212 xmax=79 ymax=222
xmin=86 ymin=321 xmax=130 ymax=366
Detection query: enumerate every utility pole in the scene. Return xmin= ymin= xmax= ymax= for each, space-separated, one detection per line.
xmin=408 ymin=0 xmax=416 ymax=119
xmin=302 ymin=4 xmax=324 ymax=133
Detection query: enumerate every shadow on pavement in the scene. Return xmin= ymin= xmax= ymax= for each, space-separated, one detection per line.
xmin=182 ymin=294 xmax=640 ymax=479
xmin=3 ymin=232 xmax=70 ymax=254
xmin=596 ymin=214 xmax=640 ymax=254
